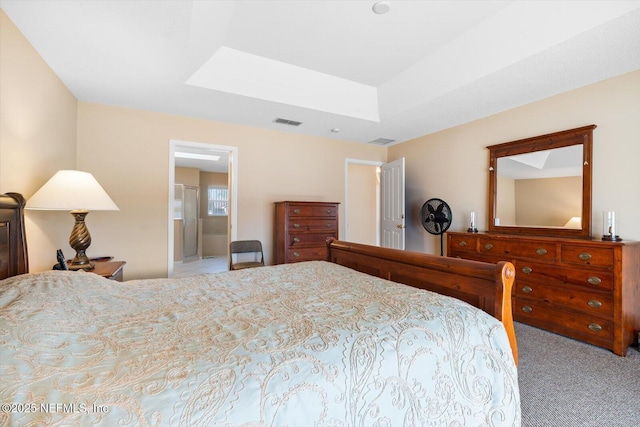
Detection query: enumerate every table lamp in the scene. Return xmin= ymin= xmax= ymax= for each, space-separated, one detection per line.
xmin=26 ymin=170 xmax=119 ymax=270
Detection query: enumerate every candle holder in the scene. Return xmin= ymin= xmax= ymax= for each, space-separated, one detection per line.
xmin=467 ymin=211 xmax=478 ymax=233
xmin=602 ymin=211 xmax=622 ymax=241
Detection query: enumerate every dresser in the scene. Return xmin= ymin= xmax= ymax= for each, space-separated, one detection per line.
xmin=274 ymin=201 xmax=339 ymax=264
xmin=447 ymin=232 xmax=640 ymax=356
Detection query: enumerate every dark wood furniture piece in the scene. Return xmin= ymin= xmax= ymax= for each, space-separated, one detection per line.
xmin=471 ymin=125 xmax=640 ymax=356
xmin=90 ymin=260 xmax=126 ymax=281
xmin=327 ymin=238 xmax=518 ymax=364
xmin=448 ymin=231 xmax=640 ymax=356
xmin=275 ymin=201 xmax=339 ymax=264
xmin=488 ymin=125 xmax=595 ymax=239
xmin=0 ymin=193 xmax=29 ymax=280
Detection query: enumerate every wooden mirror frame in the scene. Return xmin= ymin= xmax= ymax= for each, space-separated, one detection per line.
xmin=487 ymin=125 xmax=596 ymax=239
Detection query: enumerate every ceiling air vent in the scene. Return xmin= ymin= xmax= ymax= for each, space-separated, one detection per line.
xmin=273 ymin=118 xmax=302 ymax=127
xmin=368 ymin=137 xmax=395 ymax=145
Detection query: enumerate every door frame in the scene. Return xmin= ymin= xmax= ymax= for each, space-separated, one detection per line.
xmin=168 ymin=139 xmax=238 ymax=276
xmin=344 ymin=158 xmax=383 ymax=245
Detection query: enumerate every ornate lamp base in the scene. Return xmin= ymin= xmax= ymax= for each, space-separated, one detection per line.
xmin=68 ymin=210 xmax=95 ymax=270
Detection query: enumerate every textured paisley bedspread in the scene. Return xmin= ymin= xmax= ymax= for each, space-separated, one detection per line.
xmin=0 ymin=261 xmax=520 ymax=426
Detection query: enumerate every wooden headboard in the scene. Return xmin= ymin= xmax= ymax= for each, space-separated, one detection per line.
xmin=0 ymin=193 xmax=29 ymax=280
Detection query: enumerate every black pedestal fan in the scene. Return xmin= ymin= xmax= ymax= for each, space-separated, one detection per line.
xmin=420 ymin=198 xmax=452 ymax=256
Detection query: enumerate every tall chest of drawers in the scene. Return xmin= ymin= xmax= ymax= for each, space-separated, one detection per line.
xmin=274 ymin=201 xmax=339 ymax=264
xmin=447 ymin=232 xmax=640 ymax=356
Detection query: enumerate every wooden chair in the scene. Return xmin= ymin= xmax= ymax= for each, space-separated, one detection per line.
xmin=229 ymin=240 xmax=264 ymax=270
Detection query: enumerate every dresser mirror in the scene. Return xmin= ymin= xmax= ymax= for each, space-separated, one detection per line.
xmin=487 ymin=125 xmax=596 ymax=238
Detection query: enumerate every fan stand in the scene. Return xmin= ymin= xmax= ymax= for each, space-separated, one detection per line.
xmin=420 ymin=198 xmax=452 ymax=257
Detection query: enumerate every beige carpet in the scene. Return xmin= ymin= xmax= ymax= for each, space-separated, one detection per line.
xmin=516 ymin=322 xmax=640 ymax=426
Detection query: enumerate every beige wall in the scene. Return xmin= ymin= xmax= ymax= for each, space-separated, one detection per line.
xmin=497 ymin=175 xmax=581 ymax=227
xmin=175 ymin=167 xmax=200 ymax=187
xmin=496 ymin=175 xmax=515 ymax=226
xmin=1 ymin=6 xmax=386 ymax=278
xmin=514 ymin=176 xmax=581 ymax=227
xmin=0 ymin=9 xmax=78 ymax=272
xmin=3 ymin=6 xmax=639 ymax=276
xmin=347 ymin=163 xmax=378 ymax=245
xmin=388 ymin=70 xmax=640 ymax=255
xmin=76 ymin=102 xmax=386 ymax=278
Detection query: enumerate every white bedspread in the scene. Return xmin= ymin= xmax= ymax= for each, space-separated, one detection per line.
xmin=0 ymin=261 xmax=519 ymax=426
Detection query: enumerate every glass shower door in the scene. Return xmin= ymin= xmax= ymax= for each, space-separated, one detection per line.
xmin=183 ymin=186 xmax=199 ymax=258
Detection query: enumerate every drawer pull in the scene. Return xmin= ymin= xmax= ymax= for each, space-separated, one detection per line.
xmin=484 ymin=243 xmax=494 ymax=250
xmin=521 ymin=266 xmax=532 ymax=274
xmin=326 ymin=209 xmax=333 ymax=214
xmin=522 ymin=306 xmax=533 ymax=313
xmin=587 ymin=276 xmax=602 ymax=285
xmin=293 ymin=252 xmax=300 ymax=257
xmin=293 ymin=237 xmax=300 ymax=243
xmin=327 ymin=223 xmax=332 ymax=228
xmin=588 ymin=323 xmax=602 ymax=332
xmin=459 ymin=240 xmax=467 ymax=247
xmin=588 ymin=299 xmax=602 ymax=308
xmin=578 ymin=252 xmax=592 ymax=261
xmin=522 ymin=286 xmax=533 ymax=294
xmin=293 ymin=223 xmax=300 ymax=228
xmin=536 ymin=248 xmax=548 ymax=255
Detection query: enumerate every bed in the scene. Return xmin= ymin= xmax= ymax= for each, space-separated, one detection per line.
xmin=0 ymin=192 xmax=520 ymax=426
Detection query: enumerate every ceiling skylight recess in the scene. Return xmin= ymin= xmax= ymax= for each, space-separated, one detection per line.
xmin=186 ymin=47 xmax=380 ymax=122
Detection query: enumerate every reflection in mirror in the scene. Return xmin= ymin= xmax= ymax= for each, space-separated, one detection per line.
xmin=488 ymin=125 xmax=595 ymax=239
xmin=496 ymin=145 xmax=583 ymax=228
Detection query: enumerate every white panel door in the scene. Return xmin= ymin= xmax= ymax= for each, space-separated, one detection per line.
xmin=380 ymin=158 xmax=405 ymax=249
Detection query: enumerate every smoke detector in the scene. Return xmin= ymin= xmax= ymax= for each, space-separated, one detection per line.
xmin=372 ymin=1 xmax=391 ymax=15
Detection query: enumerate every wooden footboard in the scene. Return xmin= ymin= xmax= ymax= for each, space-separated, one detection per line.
xmin=326 ymin=238 xmax=518 ymax=365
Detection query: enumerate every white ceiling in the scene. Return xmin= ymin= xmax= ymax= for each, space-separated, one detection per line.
xmin=499 ymin=145 xmax=583 ymax=179
xmin=174 ymin=147 xmax=230 ymax=173
xmin=2 ymin=0 xmax=640 ymax=159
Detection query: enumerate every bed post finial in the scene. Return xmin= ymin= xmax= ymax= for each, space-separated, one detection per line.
xmin=326 ymin=237 xmax=336 ymax=261
xmin=499 ymin=261 xmax=518 ymax=365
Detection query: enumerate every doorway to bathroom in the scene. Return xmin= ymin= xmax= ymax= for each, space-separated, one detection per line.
xmin=168 ymin=140 xmax=238 ymax=277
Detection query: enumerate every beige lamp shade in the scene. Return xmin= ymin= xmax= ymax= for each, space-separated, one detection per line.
xmin=26 ymin=170 xmax=118 ymax=270
xmin=26 ymin=170 xmax=119 ymax=211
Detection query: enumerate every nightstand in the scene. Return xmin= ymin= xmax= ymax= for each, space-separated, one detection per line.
xmin=90 ymin=260 xmax=126 ymax=281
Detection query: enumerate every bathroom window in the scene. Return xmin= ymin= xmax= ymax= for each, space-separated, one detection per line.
xmin=207 ymin=186 xmax=228 ymax=216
